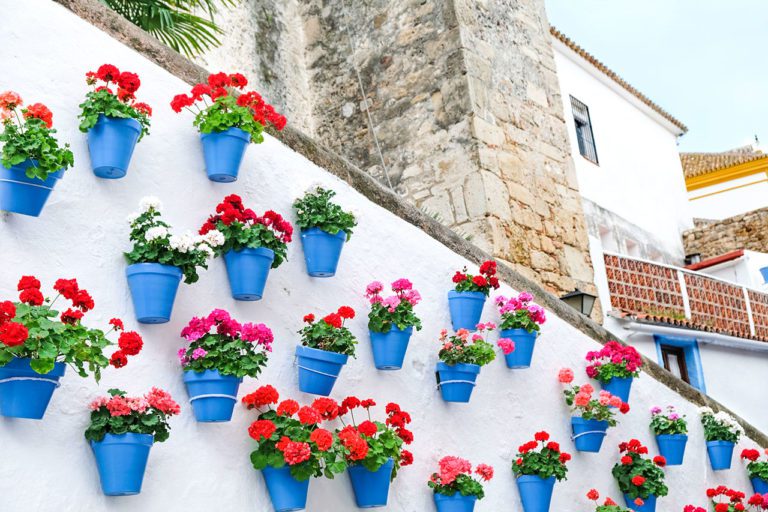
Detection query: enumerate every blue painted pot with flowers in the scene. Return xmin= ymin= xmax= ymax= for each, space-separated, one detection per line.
xmin=650 ymin=405 xmax=688 ymax=466
xmin=178 ymin=309 xmax=273 ymax=422
xmin=495 ymin=291 xmax=546 ymax=369
xmin=365 ymin=279 xmax=423 ymax=370
xmin=700 ymin=407 xmax=743 ymax=471
xmin=436 ymin=324 xmax=497 ymax=403
xmin=740 ymin=447 xmax=768 ymax=494
xmin=512 ymin=432 xmax=571 ymax=512
xmin=294 ymin=186 xmax=357 ymax=277
xmin=448 ymin=261 xmax=500 ymax=331
xmin=429 ymin=456 xmax=494 ymax=512
xmin=612 ymin=439 xmax=668 ymax=512
xmin=586 ymin=341 xmax=643 ymax=404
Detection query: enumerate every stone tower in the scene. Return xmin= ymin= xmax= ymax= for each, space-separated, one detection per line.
xmin=199 ymin=0 xmax=598 ymax=310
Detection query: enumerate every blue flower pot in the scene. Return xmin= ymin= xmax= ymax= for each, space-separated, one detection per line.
xmin=224 ymin=247 xmax=275 ymax=301
xmin=516 ymin=475 xmax=555 ymax=512
xmin=434 ymin=493 xmax=477 ymax=512
xmin=599 ymin=376 xmax=633 ymax=404
xmin=751 ymin=477 xmax=768 ymax=495
xmin=87 ymin=115 xmax=141 ymax=179
xmin=448 ymin=291 xmax=486 ymax=331
xmin=296 ymin=345 xmax=348 ymax=396
xmin=0 ymin=358 xmax=66 ymax=419
xmin=655 ymin=434 xmax=687 ymax=466
xmin=436 ymin=362 xmax=480 ymax=403
xmin=183 ymin=369 xmax=242 ymax=422
xmin=91 ymin=433 xmax=154 ymax=496
xmin=500 ymin=328 xmax=538 ymax=368
xmin=300 ymin=228 xmax=346 ymax=277
xmin=0 ymin=160 xmax=63 ymax=217
xmin=369 ymin=326 xmax=413 ymax=370
xmin=200 ymin=126 xmax=250 ymax=182
xmin=126 ymin=263 xmax=183 ymax=324
xmin=623 ymin=493 xmax=656 ymax=512
xmin=262 ymin=466 xmax=309 ymax=512
xmin=571 ymin=416 xmax=609 ymax=453
xmin=348 ymin=458 xmax=394 ymax=508
xmin=706 ymin=440 xmax=735 ymax=470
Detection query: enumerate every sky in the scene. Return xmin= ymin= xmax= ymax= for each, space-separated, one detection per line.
xmin=545 ymin=0 xmax=768 ymax=152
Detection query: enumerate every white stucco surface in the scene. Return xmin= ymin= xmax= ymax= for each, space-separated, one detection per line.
xmin=688 ymin=175 xmax=768 ymax=220
xmin=0 ymin=2 xmax=761 ymax=511
xmin=553 ymin=39 xmax=693 ymax=260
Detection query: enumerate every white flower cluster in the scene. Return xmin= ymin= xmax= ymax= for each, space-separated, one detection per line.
xmin=168 ymin=232 xmax=217 ymax=258
xmin=700 ymin=406 xmax=745 ymax=435
xmin=145 ymin=226 xmax=170 ymax=242
xmin=201 ymin=229 xmax=225 ymax=248
xmin=139 ymin=196 xmax=162 ymax=212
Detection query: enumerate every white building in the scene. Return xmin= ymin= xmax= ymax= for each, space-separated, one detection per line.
xmin=551 ymin=27 xmax=768 ymax=431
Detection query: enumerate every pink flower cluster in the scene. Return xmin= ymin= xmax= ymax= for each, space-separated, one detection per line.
xmin=90 ymin=388 xmax=180 ymax=417
xmin=586 ymin=341 xmax=642 ymax=378
xmin=430 ymin=456 xmax=494 ymax=486
xmin=494 ymin=292 xmax=546 ymax=324
xmin=365 ymin=279 xmax=421 ymax=312
xmin=180 ymin=309 xmax=273 ymax=348
xmin=559 ymin=368 xmax=630 ymax=414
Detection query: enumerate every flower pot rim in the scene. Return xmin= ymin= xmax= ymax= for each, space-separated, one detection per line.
xmin=448 ymin=290 xmax=487 ymax=299
xmin=1 ymin=159 xmax=65 ymax=181
xmin=516 ymin=474 xmax=556 ymax=483
xmin=295 ymin=344 xmax=350 ymax=364
xmin=125 ymin=262 xmax=183 ymax=277
xmin=94 ymin=114 xmax=142 ymax=132
xmin=301 ymin=227 xmax=347 ymax=239
xmin=655 ymin=433 xmax=688 ymax=440
xmin=433 ymin=492 xmax=478 ymax=501
xmin=182 ymin=368 xmax=243 ymax=382
xmin=348 ymin=457 xmax=394 ymax=473
xmin=436 ymin=361 xmax=481 ymax=373
xmin=571 ymin=416 xmax=609 ymax=427
xmin=706 ymin=440 xmax=735 ymax=446
xmin=91 ymin=432 xmax=154 ymax=447
xmin=499 ymin=327 xmax=539 ymax=337
xmin=1 ymin=357 xmax=67 ymax=377
xmin=370 ymin=325 xmax=415 ymax=335
xmin=225 ymin=246 xmax=275 ymax=258
xmin=199 ymin=126 xmax=250 ymax=141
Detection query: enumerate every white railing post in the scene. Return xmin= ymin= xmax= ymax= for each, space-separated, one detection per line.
xmin=743 ymin=286 xmax=756 ymax=337
xmin=677 ymin=270 xmax=692 ymax=319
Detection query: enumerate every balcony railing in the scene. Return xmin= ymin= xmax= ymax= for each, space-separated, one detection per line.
xmin=603 ymin=252 xmax=768 ymax=342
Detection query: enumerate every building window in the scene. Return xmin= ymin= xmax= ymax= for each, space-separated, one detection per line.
xmin=653 ymin=335 xmax=706 ymax=392
xmin=570 ymin=96 xmax=598 ymax=164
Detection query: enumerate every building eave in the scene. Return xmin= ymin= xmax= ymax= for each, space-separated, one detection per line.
xmin=684 ymin=156 xmax=768 ymax=191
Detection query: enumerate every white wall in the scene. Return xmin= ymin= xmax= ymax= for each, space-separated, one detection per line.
xmin=696 ymin=251 xmax=768 ymax=289
xmin=688 ymin=175 xmax=768 ymax=220
xmin=0 ymin=3 xmax=761 ymax=511
xmin=553 ymin=40 xmax=693 ymax=260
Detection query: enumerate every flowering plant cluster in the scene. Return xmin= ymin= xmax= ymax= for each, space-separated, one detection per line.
xmin=0 ymin=90 xmax=74 ymax=180
xmin=0 ymin=276 xmax=142 ymax=377
xmin=428 ymin=456 xmax=493 ymax=500
xmin=243 ymin=385 xmax=345 ymax=481
xmin=700 ymin=406 xmax=744 ymax=443
xmin=293 ymin=186 xmax=357 ymax=240
xmin=558 ymin=369 xmax=629 ymax=426
xmin=649 ymin=405 xmax=687 ymax=435
xmin=171 ymin=71 xmax=286 ymax=143
xmin=365 ymin=279 xmax=422 ymax=333
xmin=299 ymin=307 xmax=358 ymax=356
xmin=586 ymin=489 xmax=632 ymax=512
xmin=178 ymin=309 xmax=273 ymax=378
xmin=200 ymin=194 xmax=293 ymax=268
xmin=452 ymin=261 xmax=500 ymax=296
xmin=512 ymin=431 xmax=571 ymax=481
xmin=494 ymin=291 xmax=546 ymax=333
xmin=335 ymin=398 xmax=414 ymax=479
xmin=585 ymin=341 xmax=642 ymax=382
xmin=706 ymin=486 xmax=768 ymax=511
xmin=78 ymin=64 xmax=152 ymax=139
xmin=126 ymin=196 xmax=221 ymax=283
xmin=683 ymin=506 xmax=707 ymax=512
xmin=611 ymin=439 xmax=668 ymax=505
xmin=437 ymin=324 xmax=497 ymax=367
xmin=84 ymin=388 xmax=181 ymax=443
xmin=741 ymin=448 xmax=768 ymax=482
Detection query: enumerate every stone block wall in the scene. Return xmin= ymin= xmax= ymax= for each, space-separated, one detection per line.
xmin=683 ymin=207 xmax=768 ymax=259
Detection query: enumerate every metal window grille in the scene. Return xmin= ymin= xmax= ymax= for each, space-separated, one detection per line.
xmin=570 ymin=96 xmax=598 ymax=164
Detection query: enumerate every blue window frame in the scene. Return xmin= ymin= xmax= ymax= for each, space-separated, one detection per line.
xmin=653 ymin=334 xmax=706 ymax=393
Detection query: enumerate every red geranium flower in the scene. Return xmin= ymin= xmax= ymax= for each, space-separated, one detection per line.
xmin=277 ymin=399 xmax=299 ymax=417
xmin=133 ymin=102 xmax=152 ymax=116
xmin=207 ymin=72 xmax=229 ymax=89
xmin=281 ymin=441 xmax=312 ymax=465
xmin=96 ymin=64 xmax=120 ymax=82
xmin=311 ymin=397 xmax=339 ymax=420
xmin=229 ymin=73 xmax=248 ymax=88
xmin=342 ymin=396 xmax=361 ymax=411
xmin=397 ymin=427 xmax=414 ymax=444
xmin=472 ymin=275 xmax=487 ymax=287
xmin=534 ymin=431 xmax=550 ymax=442
xmin=586 ymin=489 xmax=599 ymax=501
xmin=401 ymin=449 xmax=414 ymax=466
xmin=54 ymin=278 xmax=79 ymax=300
xmin=19 ymin=288 xmax=44 ymax=306
xmin=60 ymin=308 xmax=84 ymax=325
xmin=337 ymin=306 xmax=355 ymax=320
xmin=358 ymin=420 xmax=378 ymax=437
xmin=248 ymin=419 xmax=276 ymax=441
xmin=297 ymin=406 xmax=322 ymax=425
xmin=323 ymin=313 xmax=342 ymax=329
xmin=0 ymin=321 xmax=28 ymax=347
xmin=653 ymin=455 xmax=666 ymax=467
xmin=23 ymin=102 xmax=53 ymax=128
xmin=109 ymin=350 xmax=128 ymax=368
xmin=309 ymin=428 xmax=333 ymax=451
xmin=117 ymin=71 xmax=140 ymax=94
xmin=303 ymin=313 xmax=315 ymax=323
xmin=242 ymin=384 xmax=279 ymax=409
xmin=109 ymin=318 xmax=124 ymax=331
xmin=17 ymin=275 xmax=41 ymax=291
xmin=621 ymin=455 xmax=633 ymax=465
xmin=73 ymin=289 xmax=95 ymax=312
xmin=118 ymin=331 xmax=143 ymax=356
xmin=170 ymin=94 xmax=193 ymax=113
xmin=631 ymin=475 xmax=646 ymax=486
xmin=0 ymin=301 xmax=16 ymax=325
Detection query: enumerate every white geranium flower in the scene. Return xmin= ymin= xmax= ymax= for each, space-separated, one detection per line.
xmin=169 ymin=232 xmax=197 ymax=253
xmin=126 ymin=212 xmax=140 ymax=224
xmin=197 ymin=243 xmax=214 ymax=258
xmin=145 ymin=226 xmax=169 ymax=242
xmin=202 ymin=229 xmax=225 ymax=247
xmin=699 ymin=406 xmax=714 ymax=416
xmin=139 ymin=196 xmax=162 ymax=212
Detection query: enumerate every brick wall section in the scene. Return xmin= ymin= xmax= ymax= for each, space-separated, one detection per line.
xmin=683 ymin=207 xmax=768 ymax=259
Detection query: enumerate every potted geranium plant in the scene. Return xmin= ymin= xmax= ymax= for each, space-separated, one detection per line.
xmin=700 ymin=406 xmax=744 ymax=470
xmin=293 ymin=186 xmax=357 ymax=277
xmin=296 ymin=307 xmax=357 ymax=396
xmin=125 ymin=196 xmax=220 ymax=323
xmin=0 ymin=275 xmax=142 ymax=419
xmin=179 ymin=309 xmax=273 ymax=422
xmin=0 ymin=91 xmax=74 ymax=216
xmin=200 ymin=194 xmax=292 ymax=301
xmin=612 ymin=439 xmax=668 ymax=512
xmin=495 ymin=291 xmax=546 ymax=368
xmin=85 ymin=388 xmax=180 ymax=495
xmin=365 ymin=279 xmax=422 ymax=370
xmin=448 ymin=261 xmax=500 ymax=331
xmin=429 ymin=456 xmax=493 ymax=512
xmin=336 ymin=398 xmax=414 ymax=507
xmin=78 ymin=64 xmax=152 ymax=178
xmin=741 ymin=448 xmax=768 ymax=495
xmin=682 ymin=506 xmax=706 ymax=512
xmin=649 ymin=405 xmax=688 ymax=466
xmin=706 ymin=486 xmax=768 ymax=512
xmin=586 ymin=489 xmax=633 ymax=512
xmin=558 ymin=368 xmax=629 ymax=453
xmin=435 ymin=324 xmax=496 ymax=403
xmin=585 ymin=341 xmax=642 ymax=403
xmin=170 ymin=71 xmax=287 ymax=182
xmin=243 ymin=385 xmax=345 ymax=512
xmin=512 ymin=431 xmax=571 ymax=512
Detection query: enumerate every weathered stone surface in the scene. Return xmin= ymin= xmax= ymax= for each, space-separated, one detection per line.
xmin=683 ymin=208 xmax=768 ymax=259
